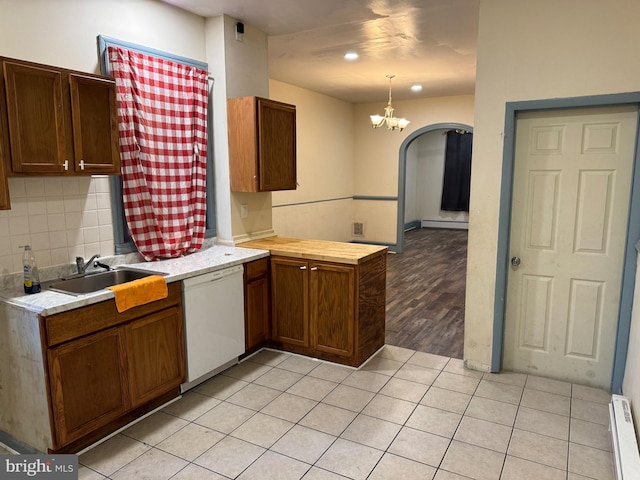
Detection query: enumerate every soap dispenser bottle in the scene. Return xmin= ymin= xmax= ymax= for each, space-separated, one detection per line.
xmin=21 ymin=245 xmax=41 ymax=294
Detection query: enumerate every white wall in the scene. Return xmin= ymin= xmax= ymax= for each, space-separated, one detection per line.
xmin=624 ymin=254 xmax=640 ymax=413
xmin=404 ymin=141 xmax=418 ymax=224
xmin=468 ymin=0 xmax=640 ymax=388
xmin=0 ymin=0 xmax=206 ymax=274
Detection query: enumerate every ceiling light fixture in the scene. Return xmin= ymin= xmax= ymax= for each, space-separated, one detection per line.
xmin=411 ymin=84 xmax=423 ymax=92
xmin=370 ymin=74 xmax=409 ymax=131
xmin=344 ymin=52 xmax=359 ymax=61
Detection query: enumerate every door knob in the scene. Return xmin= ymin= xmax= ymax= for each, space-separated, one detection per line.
xmin=511 ymin=256 xmax=521 ymax=266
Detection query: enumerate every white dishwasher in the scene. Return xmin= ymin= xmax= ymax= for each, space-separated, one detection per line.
xmin=181 ymin=264 xmax=245 ymax=391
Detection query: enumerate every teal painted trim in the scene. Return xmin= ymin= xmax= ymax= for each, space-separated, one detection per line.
xmin=405 ymin=220 xmax=421 ymax=231
xmin=350 ymin=240 xmax=394 ymax=248
xmin=493 ymin=92 xmax=640 ymax=393
xmin=273 ymin=196 xmax=353 ymax=208
xmin=397 ymin=123 xmax=474 ymax=253
xmin=636 ymin=240 xmax=640 ymax=253
xmin=352 ymin=196 xmax=398 ymax=201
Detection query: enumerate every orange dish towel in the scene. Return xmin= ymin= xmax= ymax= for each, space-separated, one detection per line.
xmin=107 ymin=275 xmax=168 ymax=313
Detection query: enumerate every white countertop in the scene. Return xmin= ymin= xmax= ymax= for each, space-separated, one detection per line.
xmin=0 ymin=245 xmax=268 ymax=316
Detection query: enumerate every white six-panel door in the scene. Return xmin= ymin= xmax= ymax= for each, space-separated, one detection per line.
xmin=504 ymin=106 xmax=638 ymax=388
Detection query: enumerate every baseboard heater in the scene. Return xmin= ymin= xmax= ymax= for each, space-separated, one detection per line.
xmin=609 ymin=394 xmax=640 ymax=479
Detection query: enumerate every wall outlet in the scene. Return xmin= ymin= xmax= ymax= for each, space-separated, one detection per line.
xmin=240 ymin=204 xmax=248 ymax=218
xmin=353 ymin=222 xmax=364 ymax=236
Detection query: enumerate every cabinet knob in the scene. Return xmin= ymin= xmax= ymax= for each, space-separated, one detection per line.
xmin=79 ymin=159 xmax=85 ymax=170
xmin=63 ymin=160 xmax=69 ymax=171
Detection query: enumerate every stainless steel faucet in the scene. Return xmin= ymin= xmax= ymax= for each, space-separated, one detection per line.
xmin=76 ymin=254 xmax=100 ymax=274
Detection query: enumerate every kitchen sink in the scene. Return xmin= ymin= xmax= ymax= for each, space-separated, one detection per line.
xmin=46 ymin=267 xmax=168 ymax=295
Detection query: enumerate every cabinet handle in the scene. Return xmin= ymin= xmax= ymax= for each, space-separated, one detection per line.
xmin=300 ymin=266 xmax=307 ymax=270
xmin=310 ymin=267 xmax=318 ymax=271
xmin=63 ymin=160 xmax=69 ymax=171
xmin=79 ymin=160 xmax=85 ymax=170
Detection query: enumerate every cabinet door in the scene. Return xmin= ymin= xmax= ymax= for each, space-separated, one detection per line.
xmin=271 ymin=257 xmax=309 ymax=347
xmin=246 ymin=276 xmax=271 ymax=351
xmin=48 ymin=327 xmax=129 ymax=448
xmin=310 ymin=263 xmax=355 ymax=358
xmin=69 ymin=74 xmax=120 ymax=174
xmin=126 ymin=307 xmax=185 ymax=408
xmin=3 ymin=61 xmax=68 ymax=173
xmin=257 ymin=98 xmax=296 ymax=191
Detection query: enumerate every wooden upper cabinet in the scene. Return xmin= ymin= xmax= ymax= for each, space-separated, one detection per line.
xmin=0 ymin=57 xmax=120 ymax=176
xmin=228 ymin=96 xmax=296 ymax=192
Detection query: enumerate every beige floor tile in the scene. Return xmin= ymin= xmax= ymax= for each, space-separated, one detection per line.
xmin=508 ymin=428 xmax=568 ymax=470
xmin=482 ymin=371 xmax=527 ymax=387
xmin=360 ymin=355 xmax=404 ymax=376
xmin=110 ymin=448 xmax=188 ymax=480
xmin=316 ymin=438 xmax=384 ymax=480
xmin=440 ymin=440 xmax=505 ymax=480
xmin=361 ymin=393 xmax=417 ymax=424
xmin=394 ymin=363 xmax=440 ymax=385
xmin=432 ymin=372 xmax=481 ymax=395
xmin=475 ymin=380 xmax=523 ymax=405
xmin=237 ymin=450 xmax=310 ymax=480
xmin=302 ymin=467 xmax=349 ymax=479
xmin=225 ymin=383 xmax=282 ymax=411
xmin=342 ymin=370 xmax=390 ymax=393
xmin=299 ymin=403 xmax=358 ymax=436
xmin=340 ymin=414 xmax=402 ymax=450
xmin=525 ymin=375 xmax=572 ymax=397
xmin=388 ymin=427 xmax=450 ymax=467
xmin=170 ymin=463 xmax=228 ymax=480
xmin=570 ymin=418 xmax=611 ymax=451
xmin=408 ymin=351 xmax=451 ymax=370
xmin=230 ymin=412 xmax=293 ymax=448
xmin=307 ymin=362 xmax=353 ymax=383
xmin=156 ymin=422 xmax=225 ymax=461
xmin=122 ymin=411 xmax=189 ymax=446
xmin=501 ymin=455 xmax=566 ymax=480
xmin=567 ymin=474 xmax=597 ymax=480
xmin=271 ymin=425 xmax=336 ymax=464
xmin=443 ymin=358 xmax=484 ymax=378
xmin=421 ymin=386 xmax=472 ymax=415
xmin=571 ymin=398 xmax=610 ymax=425
xmin=246 ymin=349 xmax=291 ymax=366
xmin=286 ymin=376 xmax=338 ymax=401
xmin=454 ymin=416 xmax=512 ymax=453
xmin=520 ymin=388 xmax=570 ymax=416
xmin=77 ymin=465 xmax=107 ymax=480
xmin=434 ymin=471 xmax=474 ymax=480
xmin=194 ymin=401 xmax=255 ymax=434
xmin=194 ymin=374 xmax=249 ymax=400
xmin=368 ymin=452 xmax=437 ymax=480
xmin=80 ymin=434 xmax=150 ymax=477
xmin=377 ymin=344 xmax=415 ymax=363
xmin=222 ymin=360 xmax=273 ymax=382
xmin=161 ymin=391 xmax=221 ymax=422
xmin=321 ymin=384 xmax=375 ymax=412
xmin=252 ymin=367 xmax=304 ymax=391
xmin=278 ymin=355 xmax=323 ymax=375
xmin=464 ymin=396 xmax=518 ymax=426
xmin=261 ymin=392 xmax=318 ymax=423
xmin=568 ymin=443 xmax=615 ymax=480
xmin=406 ymin=404 xmax=462 ymax=438
xmin=571 ymin=384 xmax=611 ymax=404
xmin=514 ymin=406 xmax=569 ymax=440
xmin=194 ymin=436 xmax=265 ymax=479
xmin=379 ymin=377 xmax=429 ymax=403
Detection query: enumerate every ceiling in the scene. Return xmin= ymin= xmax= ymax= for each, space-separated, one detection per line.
xmin=159 ymin=0 xmax=480 ymax=104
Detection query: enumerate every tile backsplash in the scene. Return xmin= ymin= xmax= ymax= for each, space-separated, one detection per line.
xmin=0 ymin=176 xmax=115 ymax=275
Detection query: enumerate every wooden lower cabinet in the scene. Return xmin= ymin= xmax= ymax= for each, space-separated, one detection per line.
xmin=269 ymin=252 xmax=386 ymax=366
xmin=43 ymin=282 xmax=184 ymax=452
xmin=244 ymin=258 xmax=271 ymax=353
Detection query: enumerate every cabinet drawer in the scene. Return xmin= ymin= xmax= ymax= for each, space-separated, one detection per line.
xmin=43 ymin=282 xmax=182 ymax=347
xmin=245 ymin=257 xmax=269 ymax=281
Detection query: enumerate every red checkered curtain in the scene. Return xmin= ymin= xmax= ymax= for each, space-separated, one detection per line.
xmin=107 ymin=46 xmax=208 ymax=260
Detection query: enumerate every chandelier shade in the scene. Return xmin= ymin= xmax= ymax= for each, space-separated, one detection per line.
xmin=370 ymin=74 xmax=410 ymax=131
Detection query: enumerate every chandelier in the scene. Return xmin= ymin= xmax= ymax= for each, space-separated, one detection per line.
xmin=370 ymin=74 xmax=410 ymax=131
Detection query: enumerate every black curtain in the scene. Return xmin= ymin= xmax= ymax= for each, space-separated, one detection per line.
xmin=441 ymin=131 xmax=473 ymax=212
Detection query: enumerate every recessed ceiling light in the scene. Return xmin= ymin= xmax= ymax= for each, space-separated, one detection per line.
xmin=344 ymin=52 xmax=359 ymax=61
xmin=411 ymin=84 xmax=423 ymax=92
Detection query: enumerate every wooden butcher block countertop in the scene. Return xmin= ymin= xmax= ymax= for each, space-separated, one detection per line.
xmin=240 ymin=237 xmax=388 ymax=265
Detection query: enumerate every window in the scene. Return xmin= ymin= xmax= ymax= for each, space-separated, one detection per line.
xmin=97 ymin=35 xmax=215 ymax=254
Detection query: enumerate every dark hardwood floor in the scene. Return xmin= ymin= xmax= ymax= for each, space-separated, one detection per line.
xmin=385 ymin=227 xmax=468 ymax=359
